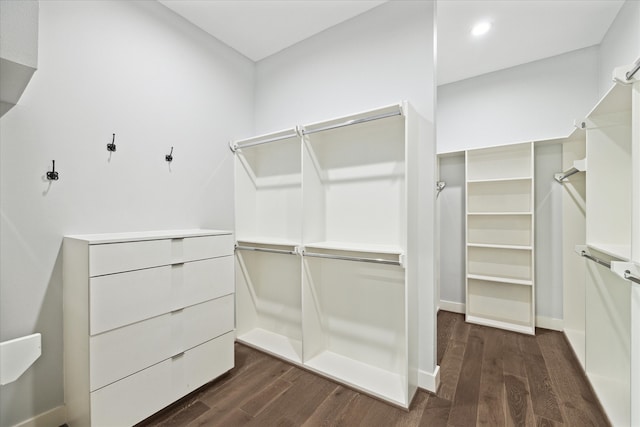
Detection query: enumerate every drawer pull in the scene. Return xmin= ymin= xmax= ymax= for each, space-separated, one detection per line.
xmin=171 ymin=308 xmax=184 ymax=314
xmin=172 ymin=352 xmax=185 ymax=359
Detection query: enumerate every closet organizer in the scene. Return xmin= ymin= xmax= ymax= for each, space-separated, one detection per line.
xmin=558 ymin=63 xmax=639 ymax=427
xmin=232 ymin=102 xmax=433 ymax=408
xmin=464 ymin=142 xmax=535 ymax=334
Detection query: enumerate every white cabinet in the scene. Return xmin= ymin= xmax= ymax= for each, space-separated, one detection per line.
xmin=63 ymin=229 xmax=234 ymax=427
xmin=465 ymin=142 xmax=535 ymax=334
xmin=232 ymin=102 xmax=433 ymax=408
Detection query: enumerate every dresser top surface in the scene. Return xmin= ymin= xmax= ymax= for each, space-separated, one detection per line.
xmin=64 ymin=229 xmax=232 ymax=244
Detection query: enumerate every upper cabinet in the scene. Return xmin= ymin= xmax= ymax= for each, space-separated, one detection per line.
xmin=0 ymin=0 xmax=38 ymax=117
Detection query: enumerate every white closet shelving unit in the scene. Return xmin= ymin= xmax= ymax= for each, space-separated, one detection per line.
xmin=556 ymin=131 xmax=587 ymax=368
xmin=233 ymin=129 xmax=303 ymax=364
xmin=579 ymin=75 xmax=635 ymax=427
xmin=465 ymin=142 xmax=535 ymax=334
xmin=232 ymin=102 xmax=432 ymax=409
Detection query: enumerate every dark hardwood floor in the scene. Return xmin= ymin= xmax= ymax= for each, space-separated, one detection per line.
xmin=139 ymin=311 xmax=610 ymax=426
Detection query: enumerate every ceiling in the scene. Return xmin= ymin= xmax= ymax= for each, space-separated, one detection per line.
xmin=159 ymin=0 xmax=626 ymax=85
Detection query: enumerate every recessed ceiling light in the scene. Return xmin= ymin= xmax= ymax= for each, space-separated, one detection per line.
xmin=471 ymin=21 xmax=492 ymax=37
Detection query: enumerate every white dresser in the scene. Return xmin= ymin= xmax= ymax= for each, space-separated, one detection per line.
xmin=63 ymin=229 xmax=234 ymax=426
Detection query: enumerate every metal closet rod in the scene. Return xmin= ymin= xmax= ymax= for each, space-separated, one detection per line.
xmin=580 ymin=251 xmax=611 ymax=268
xmin=627 ymin=60 xmax=640 ymax=80
xmin=624 ymin=270 xmax=640 ymax=285
xmin=233 ymin=131 xmax=300 ymax=151
xmin=301 ymin=250 xmax=401 ymax=266
xmin=235 ymin=245 xmax=297 ymax=256
xmin=301 ymin=110 xmax=402 ymax=136
xmin=555 ymin=167 xmax=581 ymax=182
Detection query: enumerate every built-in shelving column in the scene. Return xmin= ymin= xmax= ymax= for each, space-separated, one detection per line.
xmin=300 ymin=103 xmax=420 ymax=408
xmin=583 ymin=81 xmax=633 ymax=427
xmin=558 ymin=132 xmax=586 ymax=368
xmin=232 ymin=130 xmax=303 ymax=363
xmin=465 ymin=142 xmax=535 ymax=334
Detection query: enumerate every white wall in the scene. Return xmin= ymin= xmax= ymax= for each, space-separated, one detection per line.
xmin=598 ymin=0 xmax=640 ymax=98
xmin=438 ymin=46 xmax=600 ymax=153
xmin=254 ymin=0 xmax=438 ymax=384
xmin=0 ymin=2 xmax=254 ymax=426
xmin=254 ymin=1 xmax=435 ymax=134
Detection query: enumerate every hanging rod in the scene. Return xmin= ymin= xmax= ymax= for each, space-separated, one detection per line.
xmin=301 ymin=109 xmax=402 ymax=136
xmin=626 ymin=59 xmax=640 ymax=80
xmin=235 ymin=245 xmax=297 ymax=256
xmin=580 ymin=250 xmax=611 ymax=268
xmin=624 ymin=270 xmax=640 ymax=285
xmin=231 ymin=130 xmax=300 ymax=152
xmin=555 ymin=158 xmax=586 ymax=183
xmin=301 ymin=250 xmax=401 ymax=266
xmin=554 ymin=167 xmax=581 ymax=183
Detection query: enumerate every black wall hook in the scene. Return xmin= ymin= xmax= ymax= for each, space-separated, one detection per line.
xmin=165 ymin=146 xmax=174 ymax=162
xmin=107 ymin=133 xmax=116 ymax=152
xmin=46 ymin=160 xmax=59 ymax=180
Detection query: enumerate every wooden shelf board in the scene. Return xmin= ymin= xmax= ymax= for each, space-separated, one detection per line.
xmin=467 ymin=243 xmax=533 ymax=251
xmin=585 ymin=243 xmax=631 ymax=262
xmin=467 ymin=212 xmax=532 ymax=216
xmin=466 ymin=315 xmax=534 ymax=335
xmin=236 ymin=237 xmax=300 ymax=249
xmin=236 ymin=328 xmax=302 ymax=365
xmin=467 ymin=274 xmax=533 ymax=287
xmin=304 ymin=350 xmax=408 ymax=408
xmin=467 ymin=177 xmax=532 ymax=184
xmin=304 ymin=241 xmax=403 ymax=256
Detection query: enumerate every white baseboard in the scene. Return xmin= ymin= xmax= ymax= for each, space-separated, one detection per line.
xmin=14 ymin=405 xmax=66 ymax=427
xmin=439 ymin=300 xmax=465 ymax=314
xmin=535 ymin=315 xmax=563 ymax=331
xmin=418 ymin=365 xmax=440 ymax=393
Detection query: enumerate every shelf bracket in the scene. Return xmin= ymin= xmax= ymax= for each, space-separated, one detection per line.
xmin=554 ymin=158 xmax=586 ymax=183
xmin=611 ymin=261 xmax=640 ymax=285
xmin=612 ymin=59 xmax=640 ymax=85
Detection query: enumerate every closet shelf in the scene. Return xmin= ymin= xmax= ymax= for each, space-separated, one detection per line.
xmin=231 ymin=127 xmax=299 ymax=152
xmin=303 ymin=241 xmax=403 ymax=256
xmin=467 ymin=176 xmax=532 ymax=184
xmin=467 ymin=243 xmax=532 ymax=251
xmin=467 ymin=274 xmax=533 ymax=287
xmin=236 ymin=329 xmax=302 ymax=364
xmin=585 ymin=243 xmax=631 ymax=262
xmin=301 ymin=104 xmax=403 ymax=136
xmin=554 ymin=158 xmax=586 ymax=183
xmin=236 ymin=237 xmax=299 ymax=249
xmin=304 ymin=351 xmax=406 ymax=407
xmin=465 ymin=315 xmax=534 ymax=335
xmin=467 ymin=211 xmax=532 ymax=216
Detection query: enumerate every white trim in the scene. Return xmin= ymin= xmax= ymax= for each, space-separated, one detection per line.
xmin=418 ymin=365 xmax=440 ymax=393
xmin=535 ymin=315 xmax=563 ymax=331
xmin=13 ymin=405 xmax=66 ymax=427
xmin=438 ymin=300 xmax=465 ymax=314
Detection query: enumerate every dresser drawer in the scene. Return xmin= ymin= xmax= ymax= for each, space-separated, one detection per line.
xmin=89 ymin=234 xmax=234 ymax=277
xmin=174 ymin=234 xmax=234 ymax=263
xmin=89 ymin=239 xmax=171 ymax=277
xmin=90 ymin=256 xmax=234 ymax=335
xmin=90 ymin=332 xmax=234 ymax=427
xmin=175 ymin=256 xmax=234 ymax=309
xmin=90 ymin=295 xmax=234 ymax=391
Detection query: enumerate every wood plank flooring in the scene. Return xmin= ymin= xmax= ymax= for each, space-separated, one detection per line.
xmin=138 ymin=311 xmax=610 ymax=427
